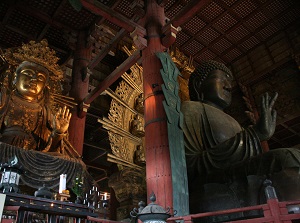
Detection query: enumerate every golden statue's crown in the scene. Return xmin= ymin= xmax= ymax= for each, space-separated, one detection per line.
xmin=4 ymin=39 xmax=63 ymax=81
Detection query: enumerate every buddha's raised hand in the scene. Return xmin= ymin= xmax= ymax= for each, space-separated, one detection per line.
xmin=53 ymin=106 xmax=72 ymax=134
xmin=253 ymin=92 xmax=278 ymax=141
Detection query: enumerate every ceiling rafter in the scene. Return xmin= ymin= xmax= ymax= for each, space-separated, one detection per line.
xmin=191 ymin=1 xmax=295 ymax=65
xmin=80 ymin=0 xmax=142 ymax=33
xmin=270 ymin=136 xmax=290 ymax=148
xmin=166 ymin=0 xmax=213 ymax=28
xmin=89 ymin=14 xmax=140 ymax=69
xmin=0 ymin=23 xmax=36 ymax=40
xmin=179 ymin=0 xmax=242 ymax=56
xmin=84 ymin=49 xmax=141 ymax=105
xmin=15 ymin=4 xmax=76 ymax=33
xmin=264 ymin=42 xmax=276 ymax=65
xmin=243 ymin=55 xmax=294 ymax=86
xmin=1 ymin=3 xmax=16 ymax=24
xmin=230 ymin=7 xmax=298 ymax=64
xmin=165 ymin=0 xmax=183 ymax=16
xmin=38 ymin=0 xmax=69 ymax=41
xmin=281 ymin=123 xmax=300 ymax=137
xmin=213 ymin=0 xmax=248 ymax=55
xmin=89 ymin=0 xmax=122 ymax=37
xmin=181 ymin=0 xmax=275 ymax=58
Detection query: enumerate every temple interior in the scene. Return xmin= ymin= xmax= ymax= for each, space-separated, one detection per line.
xmin=0 ymin=0 xmax=299 ymax=222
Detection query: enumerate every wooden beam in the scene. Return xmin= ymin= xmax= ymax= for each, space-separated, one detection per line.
xmin=166 ymin=0 xmax=212 ymax=28
xmin=37 ymin=0 xmax=69 ymax=41
xmin=84 ymin=50 xmax=141 ymax=104
xmin=84 ymin=142 xmax=107 ymax=152
xmin=88 ymin=152 xmax=107 ymax=163
xmin=80 ymin=0 xmax=143 ymax=33
xmin=86 ymin=164 xmax=108 ymax=172
xmin=95 ymin=176 xmax=108 ymax=183
xmin=89 ymin=13 xmax=141 ymax=69
xmin=88 ymin=29 xmax=128 ymax=69
xmin=89 ymin=0 xmax=122 ymax=38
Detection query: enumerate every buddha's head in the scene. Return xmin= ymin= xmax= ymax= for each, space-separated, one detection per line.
xmin=189 ymin=60 xmax=233 ymax=110
xmin=3 ymin=39 xmax=64 ymax=98
xmin=15 ymin=61 xmax=49 ymax=101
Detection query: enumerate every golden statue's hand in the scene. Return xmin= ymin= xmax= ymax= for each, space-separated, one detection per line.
xmin=53 ymin=106 xmax=72 ymax=134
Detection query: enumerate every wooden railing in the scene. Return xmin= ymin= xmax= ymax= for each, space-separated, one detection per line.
xmin=1 ymin=192 xmax=98 ymax=223
xmin=2 ymin=181 xmax=300 ymax=223
xmin=167 ymin=199 xmax=300 ymax=223
xmin=166 ymin=180 xmax=300 ymax=223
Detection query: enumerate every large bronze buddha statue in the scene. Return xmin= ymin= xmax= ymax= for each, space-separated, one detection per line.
xmin=181 ymin=60 xmax=300 ymax=217
xmin=0 ymin=40 xmax=71 ymax=153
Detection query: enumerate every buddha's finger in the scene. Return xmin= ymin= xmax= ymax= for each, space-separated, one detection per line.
xmin=62 ymin=106 xmax=67 ymax=117
xmin=265 ymin=92 xmax=270 ymax=108
xmin=68 ymin=112 xmax=72 ymax=121
xmin=269 ymin=92 xmax=278 ymax=109
xmin=64 ymin=108 xmax=69 ymax=118
xmin=272 ymin=109 xmax=277 ymax=124
xmin=57 ymin=107 xmax=62 ymax=116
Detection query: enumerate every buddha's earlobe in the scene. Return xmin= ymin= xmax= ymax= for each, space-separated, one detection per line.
xmin=200 ymin=92 xmax=204 ymax=102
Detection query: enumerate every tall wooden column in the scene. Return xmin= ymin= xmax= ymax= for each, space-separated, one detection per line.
xmin=142 ymin=0 xmax=173 ymax=210
xmin=69 ymin=31 xmax=91 ymax=155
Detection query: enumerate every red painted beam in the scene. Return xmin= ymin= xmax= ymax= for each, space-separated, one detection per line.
xmin=80 ymin=0 xmax=142 ymax=33
xmin=166 ymin=0 xmax=212 ymax=27
xmin=84 ymin=50 xmax=141 ymax=104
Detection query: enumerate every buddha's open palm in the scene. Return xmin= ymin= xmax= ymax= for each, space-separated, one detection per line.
xmin=254 ymin=92 xmax=278 ymax=141
xmin=53 ymin=106 xmax=72 ymax=134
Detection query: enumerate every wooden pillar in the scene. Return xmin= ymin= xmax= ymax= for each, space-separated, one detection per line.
xmin=142 ymin=0 xmax=173 ymax=210
xmin=68 ymin=31 xmax=91 ymax=155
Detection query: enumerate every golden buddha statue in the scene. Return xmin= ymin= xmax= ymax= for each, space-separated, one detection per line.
xmin=0 ymin=40 xmax=72 ymax=154
xmin=135 ymin=93 xmax=144 ymax=114
xmin=134 ymin=145 xmax=146 ymax=166
xmin=131 ymin=114 xmax=145 ymax=137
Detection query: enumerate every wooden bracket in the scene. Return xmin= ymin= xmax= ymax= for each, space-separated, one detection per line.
xmin=130 ymin=26 xmax=147 ymax=50
xmin=78 ymin=101 xmax=90 ymax=118
xmin=161 ymin=24 xmax=179 ymax=48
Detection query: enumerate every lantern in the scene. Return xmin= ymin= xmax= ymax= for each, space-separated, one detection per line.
xmin=131 ymin=192 xmax=171 ymax=223
xmin=0 ymin=156 xmax=23 ymax=193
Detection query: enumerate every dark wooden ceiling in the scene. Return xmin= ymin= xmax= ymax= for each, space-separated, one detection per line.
xmin=0 ymin=0 xmax=299 ymax=189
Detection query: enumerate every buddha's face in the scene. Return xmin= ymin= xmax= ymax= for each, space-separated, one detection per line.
xmin=201 ymin=69 xmax=232 ymax=110
xmin=15 ymin=61 xmax=49 ymax=101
